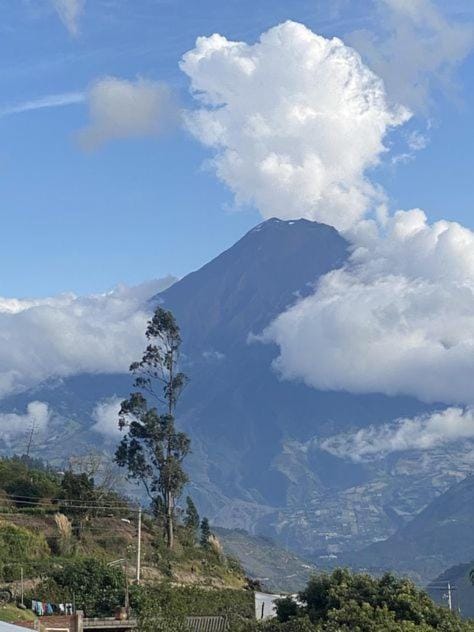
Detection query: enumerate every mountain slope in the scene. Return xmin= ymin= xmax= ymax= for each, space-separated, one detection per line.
xmin=149 ymin=219 xmax=442 ymax=556
xmin=427 ymin=561 xmax=474 ymax=618
xmin=1 ymin=217 xmax=468 ymax=571
xmin=349 ymin=475 xmax=474 ymax=583
xmin=155 ymin=217 xmax=349 ymax=353
xmin=215 ymin=527 xmax=317 ymax=593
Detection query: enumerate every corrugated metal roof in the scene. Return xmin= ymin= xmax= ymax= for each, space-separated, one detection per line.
xmin=185 ymin=616 xmax=228 ymax=632
xmin=0 ymin=623 xmax=33 ymax=632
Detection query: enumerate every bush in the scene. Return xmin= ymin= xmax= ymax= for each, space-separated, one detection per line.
xmin=254 ymin=569 xmax=474 ymax=631
xmin=34 ymin=557 xmax=126 ymax=617
xmin=0 ymin=522 xmax=50 ymax=580
xmin=0 ymin=457 xmax=60 ymax=506
xmin=131 ymin=583 xmax=254 ymax=620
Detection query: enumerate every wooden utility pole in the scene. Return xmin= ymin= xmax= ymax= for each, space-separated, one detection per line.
xmin=136 ymin=506 xmax=142 ymax=584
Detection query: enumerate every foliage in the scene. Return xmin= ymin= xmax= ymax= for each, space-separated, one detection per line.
xmin=131 ymin=583 xmax=254 ymax=622
xmin=241 ymin=569 xmax=474 ymax=631
xmin=0 ymin=456 xmax=60 ymax=507
xmin=59 ymin=471 xmax=96 ymax=535
xmin=35 ymin=557 xmax=126 ymax=617
xmin=131 ymin=585 xmax=188 ymax=632
xmin=0 ymin=522 xmax=50 ymax=581
xmin=200 ymin=517 xmax=211 ymax=547
xmin=300 ymin=569 xmax=457 ymax=627
xmin=0 ymin=457 xmax=245 ymax=609
xmin=54 ymin=513 xmax=73 ymax=556
xmin=469 ymin=567 xmax=474 ymax=586
xmin=275 ymin=597 xmax=299 ymax=623
xmin=115 ymin=307 xmax=191 ymax=549
xmin=184 ymin=496 xmax=200 ymax=533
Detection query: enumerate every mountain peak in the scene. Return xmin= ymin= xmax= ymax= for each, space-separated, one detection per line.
xmin=155 ymin=217 xmax=348 ymax=352
xmin=249 ymin=216 xmax=340 ymax=236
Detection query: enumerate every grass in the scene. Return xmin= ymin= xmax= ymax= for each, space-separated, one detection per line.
xmin=0 ymin=604 xmax=36 ymax=623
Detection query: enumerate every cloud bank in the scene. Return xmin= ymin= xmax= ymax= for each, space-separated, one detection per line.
xmin=181 ymin=21 xmax=409 ymax=231
xmin=262 ymin=210 xmax=474 ymax=406
xmin=0 ymin=277 xmax=175 ymax=399
xmin=0 ymin=401 xmax=52 ymax=446
xmin=52 ymin=0 xmax=85 ymax=37
xmin=320 ymin=407 xmax=474 ymax=462
xmin=78 ymin=77 xmax=177 ymax=150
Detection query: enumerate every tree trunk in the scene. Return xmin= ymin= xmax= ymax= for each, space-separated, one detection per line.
xmin=166 ymin=491 xmax=174 ymax=549
xmin=166 ymin=353 xmax=174 ymax=550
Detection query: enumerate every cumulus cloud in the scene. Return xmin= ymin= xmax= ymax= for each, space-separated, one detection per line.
xmin=320 ymin=407 xmax=474 ymax=462
xmin=91 ymin=397 xmax=123 ymax=439
xmin=0 ymin=277 xmax=175 ymax=399
xmin=261 ymin=210 xmax=474 ymax=406
xmin=348 ymin=0 xmax=474 ymax=112
xmin=52 ymin=0 xmax=85 ymax=37
xmin=78 ymin=77 xmax=178 ymax=150
xmin=0 ymin=401 xmax=52 ymax=446
xmin=181 ymin=21 xmax=409 ymax=231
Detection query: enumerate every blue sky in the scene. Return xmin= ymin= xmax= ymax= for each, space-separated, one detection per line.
xmin=1 ymin=0 xmax=473 ymax=297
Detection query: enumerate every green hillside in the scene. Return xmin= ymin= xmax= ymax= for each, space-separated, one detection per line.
xmin=0 ymin=456 xmax=251 ymax=624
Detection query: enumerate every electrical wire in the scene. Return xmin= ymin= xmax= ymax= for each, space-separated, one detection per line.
xmin=0 ymin=492 xmax=139 ymax=509
xmin=0 ymin=498 xmax=138 ymax=511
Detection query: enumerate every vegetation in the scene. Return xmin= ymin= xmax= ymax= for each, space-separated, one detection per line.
xmin=115 ymin=307 xmax=191 ymax=549
xmin=1 ymin=460 xmax=473 ymax=630
xmin=200 ymin=516 xmax=211 ymax=547
xmin=0 ymin=604 xmax=36 ymax=623
xmin=0 ymin=453 xmax=247 ymax=622
xmin=34 ymin=558 xmax=126 ymax=617
xmin=0 ymin=310 xmax=246 ymax=624
xmin=0 ymin=522 xmax=50 ymax=581
xmin=2 ymin=309 xmax=471 ymax=630
xmin=132 ymin=583 xmax=254 ymax=630
xmin=0 ymin=456 xmax=60 ymax=506
xmin=184 ymin=496 xmax=200 ymax=533
xmin=240 ymin=569 xmax=474 ymax=631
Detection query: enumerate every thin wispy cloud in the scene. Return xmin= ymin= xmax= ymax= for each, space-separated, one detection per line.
xmin=52 ymin=0 xmax=85 ymax=37
xmin=0 ymin=92 xmax=85 ymax=118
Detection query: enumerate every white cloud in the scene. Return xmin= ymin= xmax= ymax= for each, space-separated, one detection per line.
xmin=202 ymin=350 xmax=225 ymax=362
xmin=0 ymin=277 xmax=175 ymax=399
xmin=0 ymin=92 xmax=85 ymax=118
xmin=52 ymin=0 xmax=85 ymax=37
xmin=78 ymin=77 xmax=177 ymax=150
xmin=407 ymin=130 xmax=429 ymax=152
xmin=261 ymin=210 xmax=474 ymax=406
xmin=0 ymin=401 xmax=52 ymax=446
xmin=180 ymin=21 xmax=409 ymax=231
xmin=91 ymin=397 xmax=123 ymax=439
xmin=320 ymin=407 xmax=474 ymax=462
xmin=348 ymin=0 xmax=474 ymax=112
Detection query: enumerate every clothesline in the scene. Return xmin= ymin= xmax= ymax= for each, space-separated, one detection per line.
xmin=31 ymin=600 xmax=74 ymax=616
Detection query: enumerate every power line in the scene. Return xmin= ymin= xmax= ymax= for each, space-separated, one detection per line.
xmin=0 ymin=492 xmax=138 ymax=508
xmin=0 ymin=498 xmax=138 ymax=511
